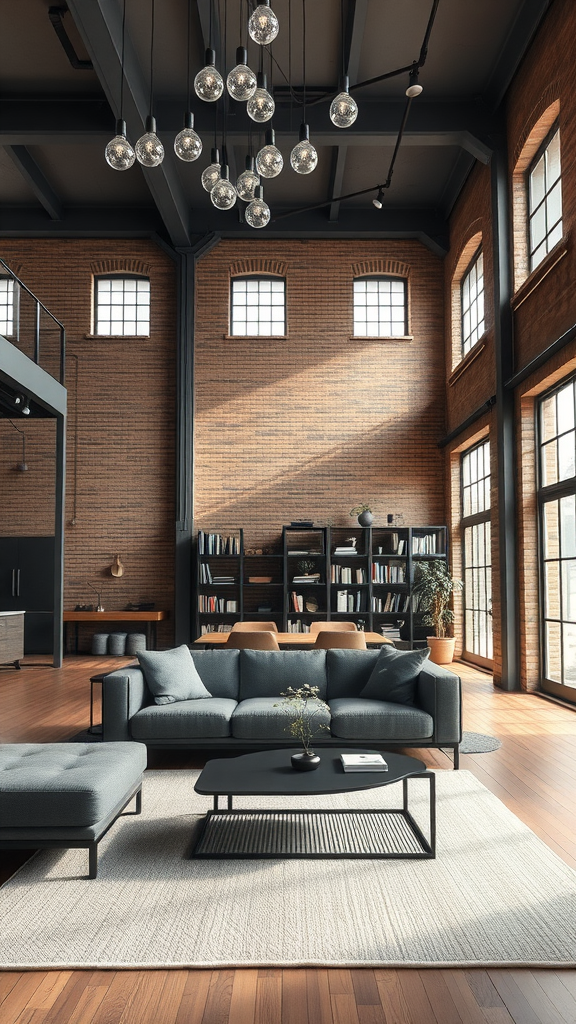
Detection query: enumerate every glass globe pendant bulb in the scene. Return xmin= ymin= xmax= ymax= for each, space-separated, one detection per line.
xmin=201 ymin=147 xmax=221 ymax=192
xmin=247 ymin=71 xmax=275 ymax=123
xmin=227 ymin=47 xmax=257 ymax=101
xmin=256 ymin=128 xmax=283 ymax=179
xmin=194 ymin=48 xmax=224 ymax=102
xmin=105 ymin=119 xmax=135 ymax=170
xmin=245 ymin=186 xmax=270 ymax=228
xmin=290 ymin=123 xmax=317 ymax=175
xmin=210 ymin=164 xmax=237 ymax=210
xmin=135 ymin=115 xmax=164 ymax=167
xmin=236 ymin=156 xmax=260 ymax=201
xmin=330 ymin=76 xmax=358 ymax=128
xmin=248 ymin=0 xmax=279 ymax=45
xmin=174 ymin=112 xmax=203 ymax=162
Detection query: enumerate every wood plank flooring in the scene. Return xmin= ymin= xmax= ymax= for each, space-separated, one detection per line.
xmin=1 ymin=655 xmax=575 ymax=1024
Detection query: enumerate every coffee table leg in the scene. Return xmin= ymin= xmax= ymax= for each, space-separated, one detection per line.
xmin=227 ymin=795 xmax=233 ymax=810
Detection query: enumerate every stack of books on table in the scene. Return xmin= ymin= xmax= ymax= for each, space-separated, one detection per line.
xmin=340 ymin=753 xmax=388 ymax=772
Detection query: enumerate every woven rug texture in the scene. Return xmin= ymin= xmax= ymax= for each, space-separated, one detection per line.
xmin=1 ymin=768 xmax=575 ymax=970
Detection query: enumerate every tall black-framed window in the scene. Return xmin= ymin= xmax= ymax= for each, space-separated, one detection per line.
xmin=461 ymin=248 xmax=485 ymax=357
xmin=353 ymin=276 xmax=407 ymax=337
xmin=230 ymin=276 xmax=286 ymax=336
xmin=94 ymin=275 xmax=150 ymax=336
xmin=528 ymin=126 xmax=562 ymax=273
xmin=538 ymin=375 xmax=576 ymax=704
xmin=461 ymin=439 xmax=492 ymax=666
xmin=0 ymin=277 xmax=19 ymax=339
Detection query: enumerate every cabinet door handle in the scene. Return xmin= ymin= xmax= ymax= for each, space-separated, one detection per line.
xmin=11 ymin=569 xmax=16 ymax=597
xmin=16 ymin=569 xmax=20 ymax=597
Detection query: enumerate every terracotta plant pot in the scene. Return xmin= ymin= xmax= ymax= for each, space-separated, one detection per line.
xmin=426 ymin=636 xmax=456 ymax=665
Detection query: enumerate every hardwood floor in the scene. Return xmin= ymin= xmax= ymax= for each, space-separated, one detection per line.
xmin=1 ymin=655 xmax=575 ymax=1023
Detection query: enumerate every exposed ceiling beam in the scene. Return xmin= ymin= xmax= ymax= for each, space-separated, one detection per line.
xmin=4 ymin=146 xmax=63 ymax=221
xmin=344 ymin=0 xmax=369 ymax=84
xmin=328 ymin=146 xmax=348 ymax=222
xmin=0 ymin=206 xmax=164 ymax=238
xmin=66 ymin=0 xmax=192 ymax=247
xmin=439 ymin=150 xmax=476 ymax=218
xmin=484 ymin=0 xmax=552 ymax=110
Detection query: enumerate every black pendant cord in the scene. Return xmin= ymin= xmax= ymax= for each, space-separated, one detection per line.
xmin=148 ymin=0 xmax=155 ymax=117
xmin=120 ymin=0 xmax=127 ymax=121
xmin=340 ymin=0 xmax=345 ymax=80
xmin=186 ymin=0 xmax=191 ymax=113
xmin=302 ymin=0 xmax=306 ymax=124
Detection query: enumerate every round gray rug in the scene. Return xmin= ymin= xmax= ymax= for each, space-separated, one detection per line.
xmin=459 ymin=732 xmax=502 ymax=754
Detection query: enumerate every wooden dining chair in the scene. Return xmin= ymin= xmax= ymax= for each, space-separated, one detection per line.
xmin=231 ymin=621 xmax=279 ymax=633
xmin=309 ymin=621 xmax=357 ymax=635
xmin=312 ymin=630 xmax=367 ymax=649
xmin=225 ymin=630 xmax=281 ymax=650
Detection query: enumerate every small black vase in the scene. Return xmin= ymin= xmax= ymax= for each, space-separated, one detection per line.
xmin=291 ymin=751 xmax=321 ymax=771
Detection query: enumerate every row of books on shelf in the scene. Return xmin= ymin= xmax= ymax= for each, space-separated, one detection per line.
xmin=372 ymin=562 xmax=405 ymax=583
xmin=336 ymin=590 xmax=367 ymax=613
xmin=412 ymin=534 xmax=439 ymax=554
xmin=198 ymin=531 xmax=241 ymax=556
xmin=199 ymin=564 xmax=236 ymax=584
xmin=286 ymin=620 xmax=311 ymax=633
xmin=292 ymin=573 xmax=322 ymax=584
xmin=198 ymin=596 xmax=239 ymax=613
xmin=372 ymin=593 xmax=423 ymax=613
xmin=199 ymin=623 xmax=233 ymax=634
xmin=331 ymin=566 xmax=367 ymax=584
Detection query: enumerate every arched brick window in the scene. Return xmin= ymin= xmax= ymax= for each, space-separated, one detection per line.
xmin=512 ymin=98 xmax=561 ymax=291
xmin=93 ymin=274 xmax=150 ymax=336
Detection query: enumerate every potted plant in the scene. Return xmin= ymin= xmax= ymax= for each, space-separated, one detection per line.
xmin=350 ymin=503 xmax=373 ymax=527
xmin=274 ymin=684 xmax=330 ymax=770
xmin=412 ymin=560 xmax=463 ymax=664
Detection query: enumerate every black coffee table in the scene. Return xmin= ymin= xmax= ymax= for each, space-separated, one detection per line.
xmin=192 ymin=748 xmax=435 ymax=859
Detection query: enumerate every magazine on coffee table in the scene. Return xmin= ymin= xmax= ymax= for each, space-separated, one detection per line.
xmin=340 ymin=753 xmax=388 ymax=772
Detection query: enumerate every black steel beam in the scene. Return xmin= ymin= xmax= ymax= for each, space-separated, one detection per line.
xmin=66 ymin=0 xmax=192 ymax=247
xmin=4 ymin=146 xmax=63 ymax=221
xmin=491 ymin=130 xmax=519 ymax=691
xmin=344 ymin=0 xmax=369 ymax=84
xmin=484 ymin=0 xmax=552 ymax=111
xmin=328 ymin=146 xmax=348 ymax=222
xmin=439 ymin=150 xmax=476 ymax=217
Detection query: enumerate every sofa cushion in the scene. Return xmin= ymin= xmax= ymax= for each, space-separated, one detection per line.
xmin=189 ymin=649 xmax=240 ymax=700
xmin=238 ymin=650 xmax=328 ymax=700
xmin=138 ymin=645 xmax=212 ymax=705
xmin=329 ymin=698 xmax=433 ymax=741
xmin=326 ymin=649 xmax=380 ymax=699
xmin=231 ymin=696 xmax=331 ymax=741
xmin=0 ymin=743 xmax=146 ymax=827
xmin=359 ymin=646 xmax=430 ymax=706
xmin=130 ymin=698 xmax=237 ymax=740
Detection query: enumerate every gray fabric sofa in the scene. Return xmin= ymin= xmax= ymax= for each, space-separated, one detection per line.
xmin=102 ymin=648 xmax=462 ymax=767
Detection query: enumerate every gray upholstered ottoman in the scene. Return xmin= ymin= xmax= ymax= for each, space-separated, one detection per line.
xmin=0 ymin=742 xmax=147 ymax=878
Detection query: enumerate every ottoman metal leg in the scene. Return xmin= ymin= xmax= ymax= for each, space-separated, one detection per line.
xmin=89 ymin=843 xmax=98 ymax=879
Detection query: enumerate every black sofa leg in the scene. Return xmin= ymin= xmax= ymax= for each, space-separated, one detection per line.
xmin=135 ymin=786 xmax=142 ymax=814
xmin=88 ymin=843 xmax=98 ymax=879
xmin=453 ymin=745 xmax=460 ymax=770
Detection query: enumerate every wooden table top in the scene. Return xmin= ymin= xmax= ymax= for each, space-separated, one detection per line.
xmin=194 ymin=631 xmax=392 ymax=647
xmin=63 ymin=610 xmax=168 ymax=622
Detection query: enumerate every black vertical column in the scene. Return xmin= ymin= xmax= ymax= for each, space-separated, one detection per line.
xmin=53 ymin=410 xmax=66 ymax=667
xmin=491 ymin=131 xmax=520 ymax=690
xmin=174 ymin=235 xmax=220 ymax=646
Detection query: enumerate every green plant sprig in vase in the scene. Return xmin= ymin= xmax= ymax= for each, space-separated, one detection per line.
xmin=274 ymin=684 xmax=330 ymax=770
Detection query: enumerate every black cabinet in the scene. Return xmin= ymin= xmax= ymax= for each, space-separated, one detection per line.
xmin=0 ymin=537 xmax=55 ymax=654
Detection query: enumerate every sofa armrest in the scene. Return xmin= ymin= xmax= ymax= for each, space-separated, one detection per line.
xmin=416 ymin=662 xmax=462 ymax=744
xmin=102 ymin=666 xmax=149 ymax=742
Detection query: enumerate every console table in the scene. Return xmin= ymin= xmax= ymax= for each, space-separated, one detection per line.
xmin=63 ymin=610 xmax=168 ymax=654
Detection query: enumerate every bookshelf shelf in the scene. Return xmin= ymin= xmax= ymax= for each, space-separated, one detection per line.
xmin=195 ymin=524 xmax=448 ymax=645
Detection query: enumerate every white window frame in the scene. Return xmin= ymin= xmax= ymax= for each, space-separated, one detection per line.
xmin=460 ymin=248 xmax=485 ymax=357
xmin=230 ymin=276 xmax=286 ymax=337
xmin=528 ymin=126 xmax=562 ymax=273
xmin=0 ymin=277 xmax=19 ymax=339
xmin=94 ymin=274 xmax=151 ymax=337
xmin=353 ymin=276 xmax=407 ymax=338
xmin=461 ymin=439 xmax=492 ymax=667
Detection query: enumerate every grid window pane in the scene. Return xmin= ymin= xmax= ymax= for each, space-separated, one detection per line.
xmin=462 ymin=439 xmax=492 ymax=661
xmin=95 ymin=276 xmax=150 ymax=336
xmin=529 ymin=129 xmax=563 ymax=272
xmin=352 ymin=276 xmax=407 ymax=337
xmin=461 ymin=250 xmax=485 ymax=357
xmin=231 ymin=277 xmax=286 ymax=336
xmin=0 ymin=278 xmax=16 ymax=336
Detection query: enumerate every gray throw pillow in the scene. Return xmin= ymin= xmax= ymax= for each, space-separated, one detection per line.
xmin=359 ymin=645 xmax=430 ymax=706
xmin=138 ymin=645 xmax=212 ymax=705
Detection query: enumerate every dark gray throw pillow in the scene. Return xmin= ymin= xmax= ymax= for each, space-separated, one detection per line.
xmin=359 ymin=645 xmax=430 ymax=706
xmin=138 ymin=645 xmax=212 ymax=705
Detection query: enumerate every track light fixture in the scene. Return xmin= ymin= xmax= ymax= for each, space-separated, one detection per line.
xmin=21 ymin=397 xmax=31 ymax=415
xmin=406 ymin=67 xmax=423 ymax=98
xmin=373 ymin=189 xmax=385 ymax=209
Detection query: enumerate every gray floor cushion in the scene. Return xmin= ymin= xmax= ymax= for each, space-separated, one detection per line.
xmin=130 ymin=698 xmax=237 ymax=740
xmin=231 ymin=696 xmax=331 ymax=741
xmin=328 ymin=698 xmax=434 ymax=741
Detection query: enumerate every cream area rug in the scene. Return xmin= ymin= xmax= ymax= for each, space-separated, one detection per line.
xmin=1 ymin=769 xmax=575 ymax=970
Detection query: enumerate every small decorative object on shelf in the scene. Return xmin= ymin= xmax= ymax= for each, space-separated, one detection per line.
xmin=350 ymin=504 xmax=373 ymax=527
xmin=274 ymin=684 xmax=330 ymax=771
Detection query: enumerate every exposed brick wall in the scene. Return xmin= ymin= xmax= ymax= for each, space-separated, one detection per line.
xmin=194 ymin=239 xmax=447 ymax=553
xmin=0 ymin=239 xmax=177 ymax=651
xmin=0 ymin=419 xmax=56 ymax=534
